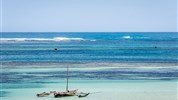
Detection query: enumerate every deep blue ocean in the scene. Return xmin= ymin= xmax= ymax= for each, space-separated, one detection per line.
xmin=1 ymin=32 xmax=178 ymax=97
xmin=1 ymin=32 xmax=178 ymax=63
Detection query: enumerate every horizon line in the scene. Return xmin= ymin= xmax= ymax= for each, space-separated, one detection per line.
xmin=1 ymin=31 xmax=178 ymax=33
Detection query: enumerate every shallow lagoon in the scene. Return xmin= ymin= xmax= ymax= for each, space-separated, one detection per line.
xmin=2 ymin=80 xmax=177 ymax=100
xmin=1 ymin=64 xmax=178 ymax=100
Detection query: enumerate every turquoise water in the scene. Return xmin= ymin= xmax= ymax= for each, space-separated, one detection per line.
xmin=0 ymin=32 xmax=178 ymax=98
xmin=1 ymin=80 xmax=177 ymax=100
xmin=1 ymin=32 xmax=178 ymax=80
xmin=1 ymin=32 xmax=178 ymax=62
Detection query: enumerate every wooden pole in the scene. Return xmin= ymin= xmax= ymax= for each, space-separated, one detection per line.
xmin=66 ymin=65 xmax=69 ymax=91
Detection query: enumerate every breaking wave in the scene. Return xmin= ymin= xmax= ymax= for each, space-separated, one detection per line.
xmin=122 ymin=36 xmax=132 ymax=39
xmin=122 ymin=36 xmax=151 ymax=40
xmin=0 ymin=37 xmax=95 ymax=42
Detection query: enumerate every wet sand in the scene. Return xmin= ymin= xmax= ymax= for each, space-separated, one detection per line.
xmin=1 ymin=80 xmax=177 ymax=100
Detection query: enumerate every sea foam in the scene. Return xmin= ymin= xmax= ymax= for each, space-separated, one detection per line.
xmin=122 ymin=36 xmax=132 ymax=39
xmin=0 ymin=37 xmax=95 ymax=42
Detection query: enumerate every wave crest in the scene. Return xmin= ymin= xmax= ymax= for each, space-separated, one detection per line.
xmin=0 ymin=37 xmax=92 ymax=42
xmin=122 ymin=36 xmax=132 ymax=39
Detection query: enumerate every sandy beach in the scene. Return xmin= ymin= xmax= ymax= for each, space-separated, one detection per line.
xmin=2 ymin=80 xmax=177 ymax=100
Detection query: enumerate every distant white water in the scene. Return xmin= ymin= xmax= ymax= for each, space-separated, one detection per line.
xmin=122 ymin=36 xmax=132 ymax=39
xmin=0 ymin=37 xmax=96 ymax=42
xmin=122 ymin=36 xmax=151 ymax=39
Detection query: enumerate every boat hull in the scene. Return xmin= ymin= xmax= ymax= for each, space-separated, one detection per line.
xmin=54 ymin=90 xmax=78 ymax=98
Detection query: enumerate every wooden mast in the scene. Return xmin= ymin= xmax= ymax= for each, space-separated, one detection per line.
xmin=66 ymin=64 xmax=69 ymax=91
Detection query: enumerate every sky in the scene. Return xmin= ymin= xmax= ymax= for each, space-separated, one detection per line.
xmin=0 ymin=0 xmax=177 ymax=32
